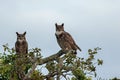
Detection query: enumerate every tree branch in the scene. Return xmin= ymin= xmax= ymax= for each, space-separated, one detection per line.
xmin=39 ymin=50 xmax=65 ymax=65
xmin=45 ymin=69 xmax=71 ymax=79
xmin=24 ymin=50 xmax=66 ymax=80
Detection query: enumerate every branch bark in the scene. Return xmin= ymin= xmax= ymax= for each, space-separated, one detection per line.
xmin=39 ymin=50 xmax=65 ymax=65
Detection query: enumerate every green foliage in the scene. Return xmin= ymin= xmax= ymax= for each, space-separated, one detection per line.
xmin=72 ymin=68 xmax=86 ymax=80
xmin=31 ymin=70 xmax=44 ymax=80
xmin=0 ymin=44 xmax=42 ymax=80
xmin=0 ymin=44 xmax=16 ymax=80
xmin=45 ymin=48 xmax=103 ymax=80
xmin=0 ymin=44 xmax=103 ymax=80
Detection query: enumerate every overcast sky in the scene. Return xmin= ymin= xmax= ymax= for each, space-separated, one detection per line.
xmin=0 ymin=0 xmax=120 ymax=79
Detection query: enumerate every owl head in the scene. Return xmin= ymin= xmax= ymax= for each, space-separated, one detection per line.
xmin=16 ymin=32 xmax=26 ymax=42
xmin=55 ymin=23 xmax=64 ymax=31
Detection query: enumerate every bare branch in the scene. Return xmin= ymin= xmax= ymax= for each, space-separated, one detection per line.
xmin=39 ymin=50 xmax=65 ymax=65
xmin=24 ymin=50 xmax=66 ymax=79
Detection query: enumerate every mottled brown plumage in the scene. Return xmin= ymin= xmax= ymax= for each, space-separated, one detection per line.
xmin=15 ymin=32 xmax=28 ymax=55
xmin=55 ymin=23 xmax=81 ymax=54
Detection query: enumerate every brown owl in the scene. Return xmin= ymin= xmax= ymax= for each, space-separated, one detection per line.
xmin=55 ymin=23 xmax=81 ymax=54
xmin=15 ymin=32 xmax=28 ymax=55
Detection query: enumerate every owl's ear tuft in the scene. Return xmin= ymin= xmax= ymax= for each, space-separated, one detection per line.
xmin=55 ymin=23 xmax=57 ymax=27
xmin=16 ymin=32 xmax=19 ymax=35
xmin=23 ymin=32 xmax=26 ymax=35
xmin=62 ymin=23 xmax=64 ymax=26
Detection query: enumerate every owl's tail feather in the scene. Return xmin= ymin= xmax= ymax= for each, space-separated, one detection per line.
xmin=76 ymin=45 xmax=82 ymax=52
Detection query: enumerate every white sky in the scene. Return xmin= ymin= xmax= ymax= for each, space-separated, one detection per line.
xmin=0 ymin=0 xmax=120 ymax=79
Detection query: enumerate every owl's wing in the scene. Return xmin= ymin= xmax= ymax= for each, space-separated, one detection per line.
xmin=26 ymin=42 xmax=28 ymax=54
xmin=64 ymin=32 xmax=81 ymax=51
xmin=15 ymin=42 xmax=19 ymax=53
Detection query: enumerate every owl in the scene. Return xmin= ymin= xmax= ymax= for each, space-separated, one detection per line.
xmin=55 ymin=23 xmax=81 ymax=54
xmin=15 ymin=32 xmax=28 ymax=55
